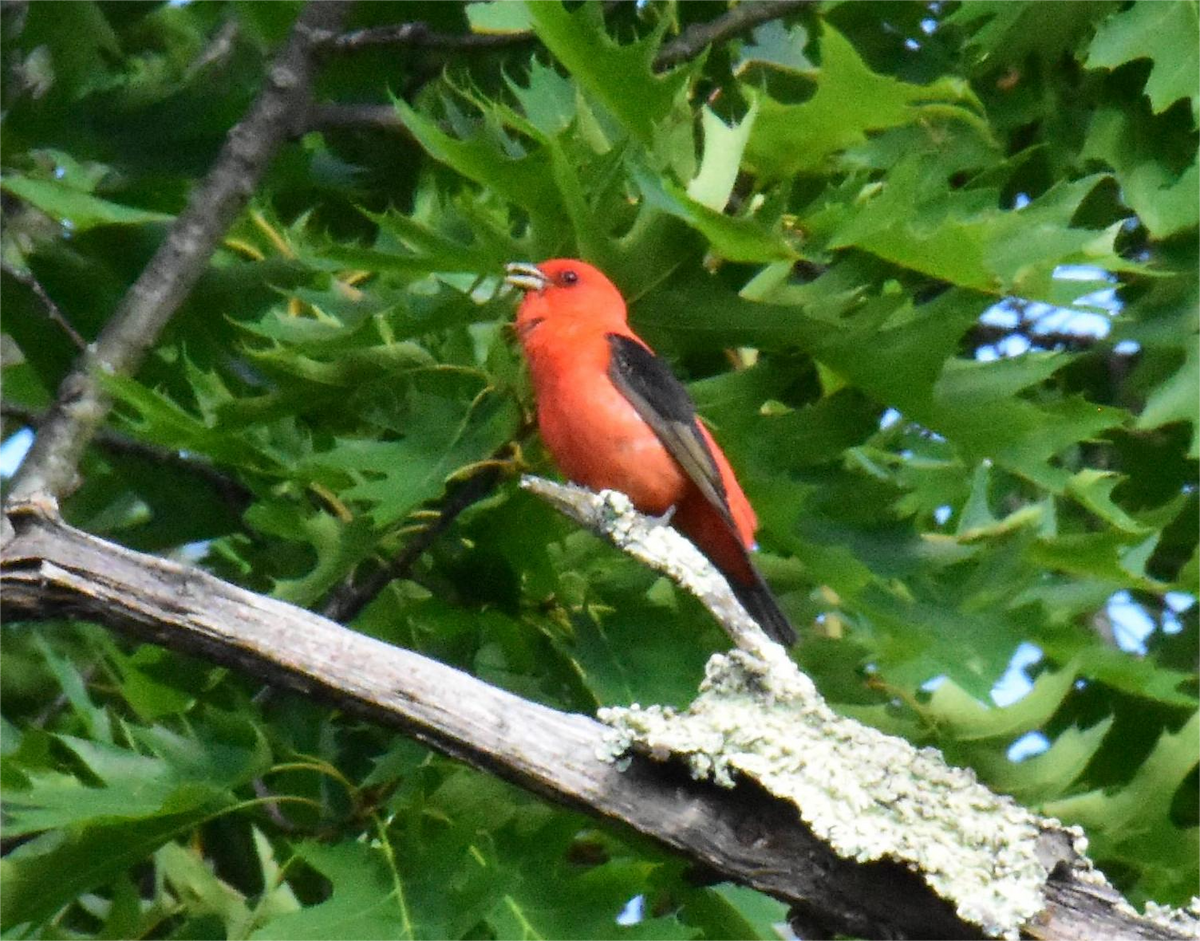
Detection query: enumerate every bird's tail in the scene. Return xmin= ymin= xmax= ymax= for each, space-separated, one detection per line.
xmin=731 ymin=573 xmax=797 ymax=647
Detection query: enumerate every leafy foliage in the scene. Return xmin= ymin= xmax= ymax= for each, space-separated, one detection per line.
xmin=2 ymin=1 xmax=1196 ymax=937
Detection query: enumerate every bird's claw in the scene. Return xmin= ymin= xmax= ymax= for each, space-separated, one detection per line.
xmin=650 ymin=505 xmax=677 ymax=527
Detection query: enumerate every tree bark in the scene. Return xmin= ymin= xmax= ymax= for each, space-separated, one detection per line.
xmin=1 ymin=499 xmax=1187 ymax=941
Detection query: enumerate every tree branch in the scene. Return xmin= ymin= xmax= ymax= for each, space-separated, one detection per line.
xmin=329 ymin=21 xmax=536 ymax=55
xmin=4 ymin=1 xmax=349 ymax=506
xmin=1 ymin=491 xmax=1189 ymax=941
xmin=321 ymin=463 xmax=507 ymax=623
xmin=0 ymin=402 xmax=252 ymax=514
xmin=326 ymin=1 xmax=812 ymax=73
xmin=0 ymin=261 xmax=86 ymax=350
xmin=654 ymin=0 xmax=813 ymax=71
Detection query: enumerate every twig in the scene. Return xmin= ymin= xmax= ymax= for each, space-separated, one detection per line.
xmin=329 ymin=21 xmax=536 ymax=54
xmin=0 ymin=261 xmax=86 ymax=350
xmin=2 ymin=497 xmax=1189 ymax=941
xmin=654 ymin=0 xmax=813 ymax=71
xmin=520 ymin=476 xmax=778 ymax=656
xmin=321 ymin=464 xmax=506 ymax=623
xmin=1 ymin=402 xmax=252 ymax=514
xmin=326 ymin=1 xmax=812 ymax=73
xmin=5 ymin=1 xmax=350 ymax=506
xmin=304 ymin=102 xmax=408 ymax=134
xmin=328 ymin=1 xmax=632 ymax=58
xmin=184 ymin=17 xmax=241 ymax=82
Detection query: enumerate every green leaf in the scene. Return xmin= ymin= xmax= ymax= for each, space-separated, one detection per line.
xmin=976 ymin=717 xmax=1114 ymax=804
xmin=0 ymin=812 xmax=219 ymax=930
xmin=1082 ymin=107 xmax=1200 ymax=239
xmin=746 ymin=26 xmax=987 ymax=179
xmin=393 ymin=99 xmax=563 ymax=230
xmin=915 ymin=661 xmax=1081 ymax=741
xmin=633 ymin=165 xmax=796 ymax=263
xmin=735 ymin=20 xmax=815 ymax=76
xmin=1136 ymin=341 xmax=1200 ymax=458
xmin=251 ymin=841 xmax=412 ymax=940
xmin=303 ymin=391 xmax=519 ymax=528
xmin=4 ymin=726 xmax=266 ymax=837
xmin=524 ymin=2 xmax=692 ymax=147
xmin=1086 ymin=0 xmax=1200 ymax=117
xmin=466 ymin=1 xmax=534 ymax=34
xmin=0 ymin=176 xmax=173 ymax=232
xmin=687 ymin=101 xmax=758 ymax=212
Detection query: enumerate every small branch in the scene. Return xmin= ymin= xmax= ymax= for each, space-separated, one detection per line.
xmin=327 ymin=0 xmax=625 ymax=57
xmin=654 ymin=0 xmax=813 ymax=71
xmin=1 ymin=402 xmax=252 ymax=515
xmin=184 ymin=17 xmax=241 ymax=82
xmin=2 ymin=495 xmax=1191 ymax=940
xmin=520 ymin=476 xmax=779 ymax=657
xmin=327 ymin=1 xmax=812 ymax=74
xmin=1 ymin=261 xmax=86 ymax=350
xmin=5 ymin=1 xmax=350 ymax=506
xmin=321 ymin=464 xmax=506 ymax=623
xmin=329 ymin=21 xmax=536 ymax=54
xmin=304 ymin=102 xmax=408 ymax=134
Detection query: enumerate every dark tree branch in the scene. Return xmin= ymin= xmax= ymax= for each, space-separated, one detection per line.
xmin=304 ymin=102 xmax=408 ymax=134
xmin=0 ymin=402 xmax=252 ymax=514
xmin=330 ymin=21 xmax=536 ymax=54
xmin=5 ymin=1 xmax=350 ymax=506
xmin=1 ymin=261 xmax=87 ymax=350
xmin=654 ymin=0 xmax=813 ymax=71
xmin=1 ymin=497 xmax=1189 ymax=941
xmin=326 ymin=0 xmax=812 ymax=74
xmin=321 ymin=463 xmax=507 ymax=623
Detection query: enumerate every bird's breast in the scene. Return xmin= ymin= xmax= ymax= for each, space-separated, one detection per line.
xmin=530 ymin=345 xmax=687 ymax=515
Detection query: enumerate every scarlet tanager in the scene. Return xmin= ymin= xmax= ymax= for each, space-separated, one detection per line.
xmin=505 ymin=259 xmax=796 ymax=646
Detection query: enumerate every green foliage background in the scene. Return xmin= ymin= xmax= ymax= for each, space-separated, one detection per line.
xmin=2 ymin=1 xmax=1197 ymax=937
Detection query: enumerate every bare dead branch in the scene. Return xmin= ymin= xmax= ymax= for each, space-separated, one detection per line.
xmin=5 ymin=1 xmax=350 ymax=506
xmin=1 ymin=495 xmax=1189 ymax=941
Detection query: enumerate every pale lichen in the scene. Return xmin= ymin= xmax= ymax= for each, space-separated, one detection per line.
xmin=1143 ymin=898 xmax=1200 ymax=939
xmin=520 ymin=476 xmax=1099 ymax=938
xmin=521 ymin=478 xmax=778 ymax=654
xmin=601 ymin=650 xmax=1053 ymax=940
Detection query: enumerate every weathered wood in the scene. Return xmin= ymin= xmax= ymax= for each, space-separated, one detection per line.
xmin=0 ymin=502 xmax=1188 ymax=941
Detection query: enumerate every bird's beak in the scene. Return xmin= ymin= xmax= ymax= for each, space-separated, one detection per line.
xmin=504 ymin=261 xmax=550 ymax=293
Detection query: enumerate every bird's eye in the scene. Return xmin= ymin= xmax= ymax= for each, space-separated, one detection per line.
xmin=560 ymin=270 xmax=579 ymax=286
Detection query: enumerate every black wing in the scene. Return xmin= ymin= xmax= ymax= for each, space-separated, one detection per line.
xmin=606 ymin=333 xmax=737 ymax=532
xmin=608 ymin=334 xmax=798 ymax=646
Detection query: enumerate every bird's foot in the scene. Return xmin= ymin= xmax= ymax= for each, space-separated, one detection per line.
xmin=649 ymin=505 xmax=677 ymax=527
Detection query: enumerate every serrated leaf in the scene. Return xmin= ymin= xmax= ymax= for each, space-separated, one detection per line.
xmin=250 ymin=841 xmax=410 ymax=940
xmin=1136 ymin=341 xmax=1200 ymax=458
xmin=633 ymin=164 xmax=795 ymax=263
xmin=524 ymin=2 xmax=692 ymax=147
xmin=976 ymin=717 xmax=1114 ymax=804
xmin=467 ymin=1 xmax=533 ymax=34
xmin=1 ymin=176 xmax=173 ymax=231
xmin=1081 ymin=107 xmax=1200 ymax=239
xmin=915 ymin=661 xmax=1079 ymax=741
xmin=0 ymin=812 xmax=218 ymax=929
xmin=688 ymin=101 xmax=758 ymax=212
xmin=303 ymin=391 xmax=519 ymax=528
xmin=746 ymin=27 xmax=987 ymax=179
xmin=1086 ymin=1 xmax=1200 ymax=117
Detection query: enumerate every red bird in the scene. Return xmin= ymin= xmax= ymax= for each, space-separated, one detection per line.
xmin=505 ymin=258 xmax=795 ymax=646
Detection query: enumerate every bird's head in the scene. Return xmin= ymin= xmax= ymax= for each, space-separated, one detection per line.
xmin=505 ymin=259 xmax=628 ymax=341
